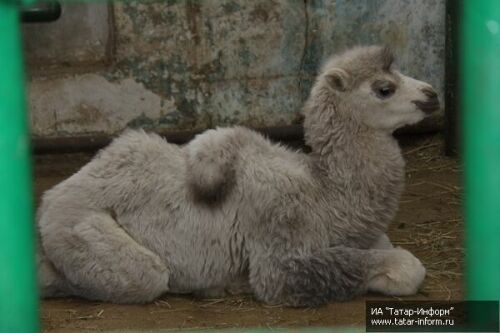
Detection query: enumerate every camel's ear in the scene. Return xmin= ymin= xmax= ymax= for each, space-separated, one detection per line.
xmin=380 ymin=46 xmax=394 ymax=71
xmin=325 ymin=68 xmax=351 ymax=92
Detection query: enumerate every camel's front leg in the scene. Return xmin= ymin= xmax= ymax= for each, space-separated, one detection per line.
xmin=249 ymin=246 xmax=368 ymax=307
xmin=249 ymin=245 xmax=426 ymax=307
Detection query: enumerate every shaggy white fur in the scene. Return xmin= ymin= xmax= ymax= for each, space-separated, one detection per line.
xmin=37 ymin=46 xmax=438 ymax=306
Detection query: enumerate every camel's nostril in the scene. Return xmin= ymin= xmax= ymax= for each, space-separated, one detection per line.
xmin=422 ymin=87 xmax=438 ymax=99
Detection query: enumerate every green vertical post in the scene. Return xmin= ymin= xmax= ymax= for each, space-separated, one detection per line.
xmin=461 ymin=0 xmax=500 ymax=303
xmin=0 ymin=1 xmax=39 ymax=332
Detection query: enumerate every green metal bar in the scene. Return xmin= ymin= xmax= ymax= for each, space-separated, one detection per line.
xmin=461 ymin=0 xmax=500 ymax=303
xmin=0 ymin=1 xmax=39 ymax=332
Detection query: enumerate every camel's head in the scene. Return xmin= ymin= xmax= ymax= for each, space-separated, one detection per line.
xmin=318 ymin=46 xmax=440 ymax=132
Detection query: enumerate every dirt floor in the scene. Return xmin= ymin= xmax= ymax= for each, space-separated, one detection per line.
xmin=34 ymin=133 xmax=463 ymax=332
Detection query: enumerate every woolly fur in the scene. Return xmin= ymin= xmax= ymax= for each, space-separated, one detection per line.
xmin=37 ymin=46 xmax=436 ymax=306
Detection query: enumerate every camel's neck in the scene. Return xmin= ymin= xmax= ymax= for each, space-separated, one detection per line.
xmin=303 ymin=88 xmax=405 ymax=248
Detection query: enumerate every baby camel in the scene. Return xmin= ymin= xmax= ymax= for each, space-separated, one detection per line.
xmin=37 ymin=46 xmax=439 ymax=307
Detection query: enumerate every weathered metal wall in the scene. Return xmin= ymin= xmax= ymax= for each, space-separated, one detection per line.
xmin=25 ymin=0 xmax=445 ymax=138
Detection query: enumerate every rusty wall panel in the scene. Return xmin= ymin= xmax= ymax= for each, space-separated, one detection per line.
xmin=27 ymin=0 xmax=445 ymax=138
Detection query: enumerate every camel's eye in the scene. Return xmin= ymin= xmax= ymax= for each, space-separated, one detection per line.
xmin=372 ymin=80 xmax=396 ymax=99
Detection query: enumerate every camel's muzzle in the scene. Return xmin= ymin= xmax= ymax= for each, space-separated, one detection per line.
xmin=413 ymin=87 xmax=440 ymax=115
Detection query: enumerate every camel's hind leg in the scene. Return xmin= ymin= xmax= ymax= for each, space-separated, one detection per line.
xmin=41 ymin=211 xmax=170 ymax=303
